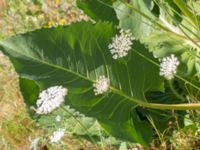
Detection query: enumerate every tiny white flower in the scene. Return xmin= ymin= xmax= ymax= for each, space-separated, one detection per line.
xmin=55 ymin=115 xmax=61 ymax=122
xmin=93 ymin=75 xmax=110 ymax=95
xmin=108 ymin=29 xmax=134 ymax=59
xmin=49 ymin=128 xmax=65 ymax=143
xmin=36 ymin=86 xmax=68 ymax=114
xmin=159 ymin=54 xmax=180 ymax=80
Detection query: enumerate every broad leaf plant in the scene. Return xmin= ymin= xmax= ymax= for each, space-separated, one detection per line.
xmin=1 ymin=0 xmax=200 ymax=146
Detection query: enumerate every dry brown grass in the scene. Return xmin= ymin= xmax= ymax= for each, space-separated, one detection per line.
xmin=0 ymin=51 xmax=41 ymax=150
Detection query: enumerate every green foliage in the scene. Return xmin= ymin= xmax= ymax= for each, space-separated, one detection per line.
xmin=0 ymin=21 xmax=166 ymax=145
xmin=37 ymin=105 xmax=127 ymax=147
xmin=142 ymin=31 xmax=199 ymax=77
xmin=1 ymin=0 xmax=200 ymax=148
xmin=113 ymin=0 xmax=156 ymax=39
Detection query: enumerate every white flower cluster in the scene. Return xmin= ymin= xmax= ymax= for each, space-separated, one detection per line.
xmin=108 ymin=29 xmax=134 ymax=59
xmin=159 ymin=54 xmax=180 ymax=80
xmin=93 ymin=75 xmax=110 ymax=95
xmin=36 ymin=86 xmax=68 ymax=114
xmin=49 ymin=128 xmax=65 ymax=143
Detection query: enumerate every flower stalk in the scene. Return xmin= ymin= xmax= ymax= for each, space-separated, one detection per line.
xmin=110 ymin=85 xmax=200 ymax=110
xmin=173 ymin=0 xmax=198 ymax=28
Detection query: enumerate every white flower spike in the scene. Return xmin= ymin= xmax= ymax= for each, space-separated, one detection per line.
xmin=159 ymin=54 xmax=180 ymax=80
xmin=108 ymin=29 xmax=134 ymax=59
xmin=93 ymin=75 xmax=110 ymax=95
xmin=36 ymin=86 xmax=68 ymax=114
xmin=49 ymin=128 xmax=65 ymax=143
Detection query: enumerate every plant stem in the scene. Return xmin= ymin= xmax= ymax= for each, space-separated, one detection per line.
xmin=142 ymin=102 xmax=200 ymax=110
xmin=61 ymin=106 xmax=97 ymax=146
xmin=147 ymin=116 xmax=163 ymax=143
xmin=154 ymin=0 xmax=200 ymax=50
xmin=110 ymin=86 xmax=200 ymax=110
xmin=173 ymin=0 xmax=198 ymax=27
xmin=109 ymin=49 xmax=200 ymax=110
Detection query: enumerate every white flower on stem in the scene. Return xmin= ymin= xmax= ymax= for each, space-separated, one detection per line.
xmin=93 ymin=75 xmax=110 ymax=95
xmin=49 ymin=128 xmax=65 ymax=143
xmin=159 ymin=54 xmax=180 ymax=80
xmin=108 ymin=29 xmax=134 ymax=59
xmin=55 ymin=115 xmax=61 ymax=122
xmin=36 ymin=86 xmax=68 ymax=114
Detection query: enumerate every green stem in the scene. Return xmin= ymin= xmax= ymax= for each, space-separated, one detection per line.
xmin=61 ymin=106 xmax=97 ymax=146
xmin=154 ymin=0 xmax=200 ymax=49
xmin=145 ymin=101 xmax=200 ymax=110
xmin=154 ymin=0 xmax=198 ymax=31
xmin=173 ymin=0 xmax=198 ymax=28
xmin=110 ymin=86 xmax=200 ymax=110
xmin=175 ymin=75 xmax=200 ymax=92
xmin=147 ymin=116 xmax=163 ymax=143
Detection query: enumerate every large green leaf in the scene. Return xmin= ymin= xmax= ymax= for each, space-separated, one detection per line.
xmin=113 ymin=0 xmax=156 ymax=39
xmin=0 ymin=21 xmax=164 ymax=145
xmin=77 ymin=0 xmax=118 ymax=24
